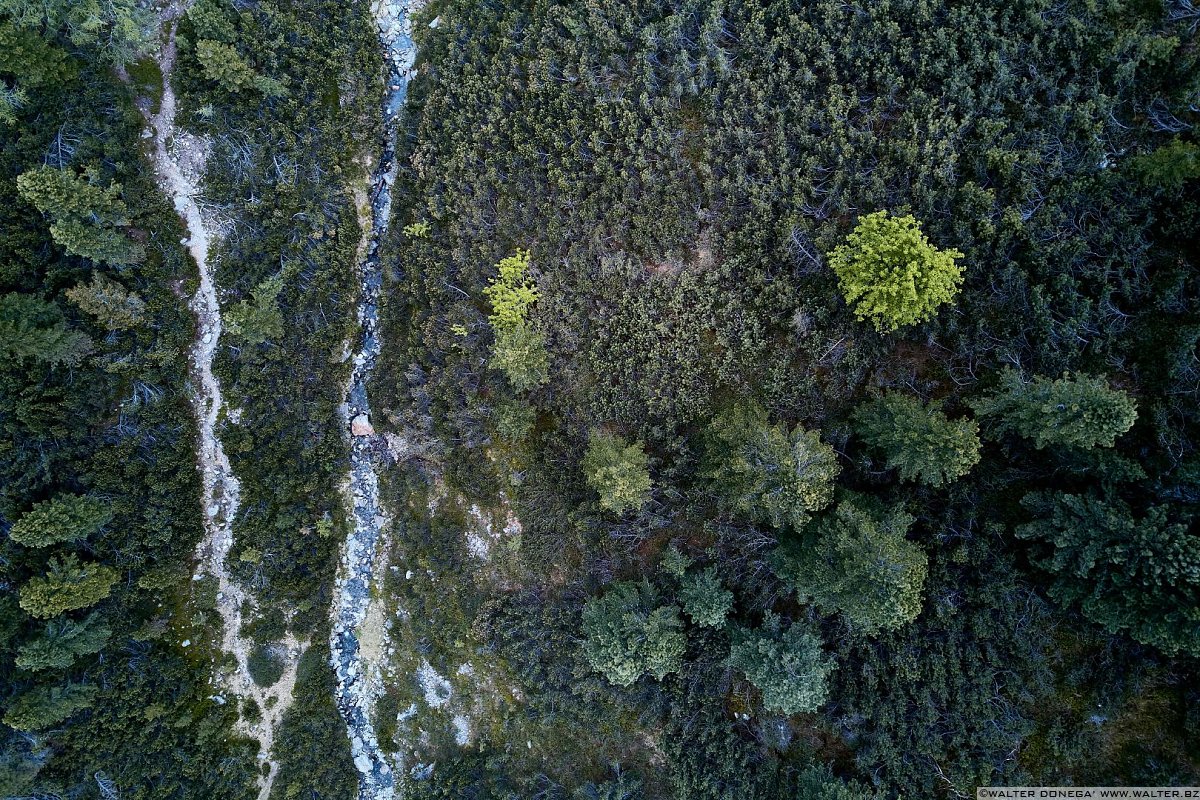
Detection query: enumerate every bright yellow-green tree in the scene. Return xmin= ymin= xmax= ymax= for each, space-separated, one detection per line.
xmin=828 ymin=211 xmax=964 ymax=332
xmin=484 ymin=249 xmax=549 ymax=390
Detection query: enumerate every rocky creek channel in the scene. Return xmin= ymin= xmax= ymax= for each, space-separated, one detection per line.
xmin=329 ymin=2 xmax=418 ymax=798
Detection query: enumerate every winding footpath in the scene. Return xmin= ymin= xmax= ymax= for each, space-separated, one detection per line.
xmin=131 ymin=10 xmax=302 ymax=800
xmin=329 ymin=2 xmax=418 ymax=798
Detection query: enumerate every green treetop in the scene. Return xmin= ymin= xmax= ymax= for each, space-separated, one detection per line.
xmin=195 ymin=39 xmax=286 ymax=97
xmin=852 ymin=392 xmax=981 ymax=487
xmin=794 ymin=765 xmax=882 ymax=800
xmin=0 ymin=0 xmax=149 ymax=64
xmin=483 ymin=249 xmax=549 ymax=390
xmin=225 ymin=271 xmax=287 ymax=346
xmin=728 ymin=618 xmax=834 ymax=715
xmin=10 ymin=494 xmax=111 ymax=548
xmin=18 ymin=555 xmax=119 ymax=619
xmin=483 ymin=249 xmax=538 ymax=329
xmin=66 ymin=273 xmax=147 ymax=331
xmin=0 ymin=293 xmax=92 ymax=366
xmin=16 ymin=165 xmax=144 ymax=265
xmin=2 ymin=683 xmax=98 ymax=732
xmin=490 ymin=323 xmax=550 ymax=391
xmin=1129 ymin=138 xmax=1200 ymax=190
xmin=679 ymin=566 xmax=733 ymax=628
xmin=0 ymin=83 xmax=25 ymax=125
xmin=582 ymin=431 xmax=652 ymax=515
xmin=581 ymin=581 xmax=686 ymax=686
xmin=828 ymin=211 xmax=964 ymax=332
xmin=1017 ymin=492 xmax=1200 ymax=658
xmin=970 ymin=369 xmax=1137 ymax=449
xmin=15 ymin=613 xmax=111 ymax=672
xmin=776 ymin=495 xmax=927 ymax=634
xmin=703 ymin=401 xmax=840 ymax=530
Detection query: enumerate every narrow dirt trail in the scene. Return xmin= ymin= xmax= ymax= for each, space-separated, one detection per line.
xmin=330 ymin=1 xmax=419 ymax=798
xmin=129 ymin=10 xmax=302 ymax=800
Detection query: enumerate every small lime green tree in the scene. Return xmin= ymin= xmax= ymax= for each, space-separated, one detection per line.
xmin=16 ymin=165 xmax=144 ymax=265
xmin=852 ymin=392 xmax=981 ymax=487
xmin=582 ymin=431 xmax=652 ymax=514
xmin=777 ymin=496 xmax=927 ymax=634
xmin=16 ymin=613 xmax=111 ymax=672
xmin=19 ymin=555 xmax=119 ymax=619
xmin=828 ymin=211 xmax=964 ymax=332
xmin=225 ymin=271 xmax=288 ymax=346
xmin=3 ymin=683 xmax=98 ymax=732
xmin=1129 ymin=139 xmax=1200 ymax=190
xmin=703 ymin=401 xmax=840 ymax=529
xmin=195 ymin=39 xmax=286 ymax=97
xmin=10 ymin=495 xmax=111 ymax=548
xmin=66 ymin=273 xmax=146 ymax=331
xmin=970 ymin=369 xmax=1137 ymax=449
xmin=484 ymin=249 xmax=549 ymax=390
xmin=582 ymin=582 xmax=685 ymax=686
xmin=728 ymin=618 xmax=834 ymax=714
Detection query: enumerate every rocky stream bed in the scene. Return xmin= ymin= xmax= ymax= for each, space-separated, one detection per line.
xmin=329 ymin=2 xmax=419 ymax=798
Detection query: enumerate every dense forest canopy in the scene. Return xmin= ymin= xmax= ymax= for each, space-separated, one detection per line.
xmin=1 ymin=0 xmax=1198 ymax=798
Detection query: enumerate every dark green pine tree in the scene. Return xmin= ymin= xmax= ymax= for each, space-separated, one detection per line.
xmin=1017 ymin=491 xmax=1200 ymax=657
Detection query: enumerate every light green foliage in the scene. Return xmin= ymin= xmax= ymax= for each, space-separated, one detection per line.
xmin=483 ymin=250 xmax=549 ymax=390
xmin=18 ymin=555 xmax=120 ymax=619
xmin=582 ymin=431 xmax=652 ymax=515
xmin=728 ymin=618 xmax=834 ymax=714
xmin=581 ymin=582 xmax=686 ymax=686
xmin=195 ymin=39 xmax=286 ymax=97
xmin=2 ymin=683 xmax=98 ymax=732
xmin=970 ymin=369 xmax=1137 ymax=449
xmin=491 ymin=324 xmax=550 ymax=391
xmin=66 ymin=273 xmax=146 ymax=331
xmin=0 ymin=83 xmax=25 ymax=124
xmin=187 ymin=0 xmax=236 ymax=42
xmin=493 ymin=398 xmax=536 ymax=443
xmin=0 ymin=21 xmax=74 ymax=86
xmin=0 ymin=0 xmax=149 ymax=63
xmin=15 ymin=613 xmax=111 ymax=672
xmin=703 ymin=401 xmax=840 ymax=529
xmin=828 ymin=211 xmax=964 ymax=332
xmin=225 ymin=271 xmax=287 ymax=346
xmin=403 ymin=221 xmax=431 ymax=238
xmin=659 ymin=545 xmax=693 ymax=578
xmin=1129 ymin=138 xmax=1200 ymax=190
xmin=679 ymin=567 xmax=733 ymax=628
xmin=853 ymin=392 xmax=981 ymax=487
xmin=778 ymin=496 xmax=927 ymax=634
xmin=1017 ymin=492 xmax=1200 ymax=657
xmin=16 ymin=165 xmax=143 ymax=265
xmin=0 ymin=293 xmax=93 ymax=366
xmin=483 ymin=249 xmax=538 ymax=329
xmin=10 ymin=494 xmax=111 ymax=548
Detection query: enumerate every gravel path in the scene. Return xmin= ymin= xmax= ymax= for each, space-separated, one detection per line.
xmin=129 ymin=10 xmax=303 ymax=799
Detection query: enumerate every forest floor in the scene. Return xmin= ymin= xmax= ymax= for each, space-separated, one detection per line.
xmin=125 ymin=7 xmax=303 ymax=800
